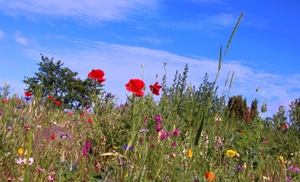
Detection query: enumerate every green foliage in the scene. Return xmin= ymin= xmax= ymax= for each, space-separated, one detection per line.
xmin=0 ymin=82 xmax=12 ymax=98
xmin=289 ymin=98 xmax=300 ymax=126
xmin=23 ymin=54 xmax=103 ymax=108
xmin=250 ymin=99 xmax=259 ymax=121
xmin=227 ymin=95 xmax=247 ymax=121
xmin=272 ymin=106 xmax=287 ymax=129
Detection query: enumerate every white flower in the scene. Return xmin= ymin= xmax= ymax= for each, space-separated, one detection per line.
xmin=15 ymin=157 xmax=34 ymax=165
xmin=15 ymin=158 xmax=26 ymax=165
xmin=28 ymin=158 xmax=34 ymax=165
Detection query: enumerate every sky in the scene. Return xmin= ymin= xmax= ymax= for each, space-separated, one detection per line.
xmin=0 ymin=0 xmax=299 ymax=118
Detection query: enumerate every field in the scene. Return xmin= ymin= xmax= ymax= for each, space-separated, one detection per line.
xmin=1 ymin=70 xmax=300 ymax=182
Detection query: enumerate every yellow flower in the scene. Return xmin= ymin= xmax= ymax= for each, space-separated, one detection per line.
xmin=187 ymin=149 xmax=193 ymax=158
xmin=226 ymin=150 xmax=237 ymax=158
xmin=243 ymin=162 xmax=247 ymax=169
xmin=18 ymin=148 xmax=24 ymax=155
xmin=279 ymin=156 xmax=285 ymax=164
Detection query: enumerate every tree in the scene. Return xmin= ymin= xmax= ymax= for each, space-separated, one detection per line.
xmin=23 ymin=54 xmax=103 ymax=108
xmin=250 ymin=99 xmax=259 ymax=121
xmin=289 ymin=98 xmax=300 ymax=126
xmin=272 ymin=106 xmax=287 ymax=129
xmin=227 ymin=95 xmax=247 ymax=121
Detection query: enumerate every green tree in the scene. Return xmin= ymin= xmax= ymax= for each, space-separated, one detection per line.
xmin=227 ymin=95 xmax=247 ymax=121
xmin=23 ymin=54 xmax=103 ymax=108
xmin=250 ymin=99 xmax=259 ymax=121
xmin=272 ymin=105 xmax=287 ymax=129
xmin=289 ymin=98 xmax=300 ymax=126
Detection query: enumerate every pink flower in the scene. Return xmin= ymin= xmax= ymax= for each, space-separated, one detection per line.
xmin=24 ymin=124 xmax=30 ymax=131
xmin=171 ymin=141 xmax=176 ymax=148
xmin=160 ymin=131 xmax=170 ymax=140
xmin=173 ymin=129 xmax=180 ymax=136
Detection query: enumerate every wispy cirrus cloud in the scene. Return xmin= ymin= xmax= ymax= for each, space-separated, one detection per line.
xmin=16 ymin=36 xmax=300 ymax=117
xmin=156 ymin=13 xmax=242 ymax=33
xmin=15 ymin=31 xmax=29 ymax=45
xmin=0 ymin=0 xmax=160 ymax=24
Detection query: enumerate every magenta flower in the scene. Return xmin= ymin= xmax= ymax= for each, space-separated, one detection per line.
xmin=171 ymin=141 xmax=176 ymax=148
xmin=82 ymin=148 xmax=88 ymax=156
xmin=160 ymin=131 xmax=170 ymax=140
xmin=173 ymin=129 xmax=180 ymax=136
xmin=85 ymin=141 xmax=91 ymax=149
xmin=154 ymin=114 xmax=163 ymax=124
xmin=156 ymin=125 xmax=162 ymax=132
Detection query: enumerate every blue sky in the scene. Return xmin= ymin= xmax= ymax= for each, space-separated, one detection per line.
xmin=0 ymin=0 xmax=299 ymax=118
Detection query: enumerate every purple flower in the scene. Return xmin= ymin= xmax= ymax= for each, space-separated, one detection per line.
xmin=25 ymin=97 xmax=31 ymax=101
xmin=289 ymin=165 xmax=300 ymax=172
xmin=237 ymin=165 xmax=245 ymax=170
xmin=160 ymin=132 xmax=170 ymax=140
xmin=173 ymin=129 xmax=180 ymax=136
xmin=154 ymin=114 xmax=163 ymax=124
xmin=140 ymin=128 xmax=149 ymax=133
xmin=60 ymin=134 xmax=69 ymax=139
xmin=105 ymin=93 xmax=112 ymax=98
xmin=16 ymin=105 xmax=22 ymax=109
xmin=123 ymin=145 xmax=134 ymax=151
xmin=156 ymin=124 xmax=162 ymax=132
xmin=171 ymin=141 xmax=176 ymax=148
xmin=85 ymin=141 xmax=91 ymax=149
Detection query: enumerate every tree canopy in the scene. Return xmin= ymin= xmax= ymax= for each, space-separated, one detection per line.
xmin=23 ymin=54 xmax=103 ymax=108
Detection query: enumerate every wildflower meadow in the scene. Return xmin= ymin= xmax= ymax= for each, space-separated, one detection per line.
xmin=1 ymin=12 xmax=300 ymax=182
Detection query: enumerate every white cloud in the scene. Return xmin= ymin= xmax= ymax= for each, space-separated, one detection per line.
xmin=157 ymin=13 xmax=241 ymax=33
xmin=18 ymin=37 xmax=300 ymax=117
xmin=0 ymin=0 xmax=160 ymax=24
xmin=15 ymin=31 xmax=29 ymax=45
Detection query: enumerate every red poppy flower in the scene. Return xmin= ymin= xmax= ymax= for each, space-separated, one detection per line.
xmin=149 ymin=82 xmax=162 ymax=96
xmin=125 ymin=79 xmax=145 ymax=97
xmin=24 ymin=91 xmax=32 ymax=97
xmin=48 ymin=95 xmax=55 ymax=101
xmin=88 ymin=69 xmax=106 ymax=84
xmin=282 ymin=123 xmax=288 ymax=130
xmin=16 ymin=99 xmax=22 ymax=104
xmin=55 ymin=101 xmax=61 ymax=106
xmin=2 ymin=98 xmax=8 ymax=103
xmin=51 ymin=134 xmax=55 ymax=140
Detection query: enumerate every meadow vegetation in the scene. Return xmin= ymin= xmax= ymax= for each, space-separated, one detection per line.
xmin=1 ymin=12 xmax=300 ymax=182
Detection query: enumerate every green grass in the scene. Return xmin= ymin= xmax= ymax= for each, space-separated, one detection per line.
xmin=1 ymin=85 xmax=300 ymax=181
